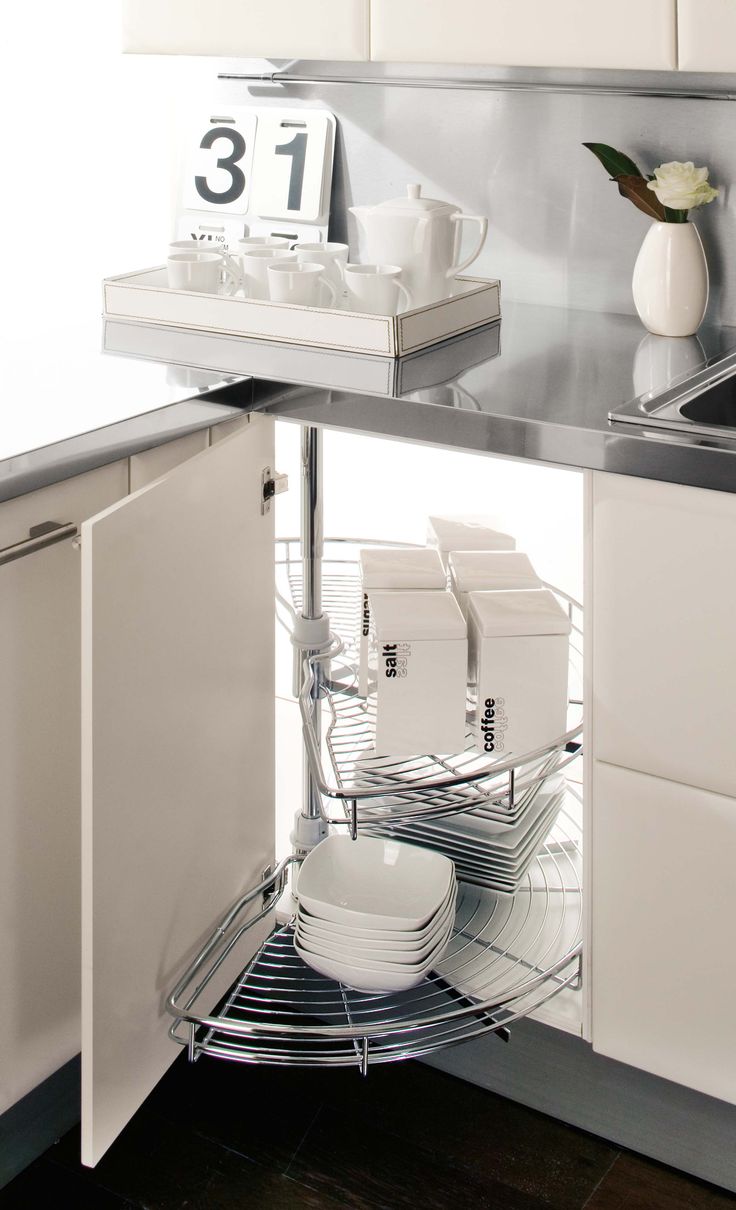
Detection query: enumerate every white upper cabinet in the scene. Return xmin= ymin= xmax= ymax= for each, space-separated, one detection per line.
xmin=677 ymin=0 xmax=736 ymax=70
xmin=370 ymin=0 xmax=677 ymax=69
xmin=590 ymin=471 xmax=736 ymax=800
xmin=591 ymin=761 xmax=736 ymax=1105
xmin=81 ymin=417 xmax=276 ymax=1166
xmin=122 ymin=0 xmax=369 ymax=60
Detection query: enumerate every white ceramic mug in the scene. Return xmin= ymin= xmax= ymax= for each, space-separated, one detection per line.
xmin=167 ymin=252 xmax=238 ymax=295
xmin=238 ymin=247 xmax=296 ymax=300
xmin=344 ymin=264 xmax=412 ymax=316
xmin=169 ymin=240 xmax=242 ymax=284
xmin=294 ymin=242 xmax=349 ymax=293
xmin=267 ymin=261 xmax=338 ymax=308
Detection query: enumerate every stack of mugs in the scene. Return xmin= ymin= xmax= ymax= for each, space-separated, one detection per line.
xmin=360 ymin=515 xmax=572 ymax=762
xmin=166 ymin=236 xmax=414 ymax=315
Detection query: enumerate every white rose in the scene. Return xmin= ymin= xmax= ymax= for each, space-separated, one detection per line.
xmin=647 ymin=161 xmax=719 ymax=210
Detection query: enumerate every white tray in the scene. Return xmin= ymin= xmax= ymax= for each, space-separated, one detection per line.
xmin=102 ymin=317 xmax=501 ymax=399
xmin=103 ymin=267 xmax=501 ymax=359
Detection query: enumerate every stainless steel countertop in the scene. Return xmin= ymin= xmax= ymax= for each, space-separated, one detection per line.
xmin=5 ymin=302 xmax=736 ymax=502
xmin=252 ymin=302 xmax=736 ymax=492
xmin=0 ymin=317 xmax=252 ymax=503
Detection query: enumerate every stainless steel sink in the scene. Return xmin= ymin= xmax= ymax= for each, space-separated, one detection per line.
xmin=610 ymin=347 xmax=736 ymax=440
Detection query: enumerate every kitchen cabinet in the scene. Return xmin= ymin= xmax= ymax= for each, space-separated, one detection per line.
xmin=0 ymin=462 xmax=129 ymax=1116
xmin=0 ymin=414 xmax=271 ymax=1164
xmin=121 ymin=0 xmax=370 ymax=61
xmin=590 ymin=761 xmax=736 ymax=1104
xmin=369 ymin=0 xmax=677 ymax=70
xmin=81 ymin=415 xmax=274 ymax=1165
xmin=589 ymin=471 xmax=736 ymax=800
xmin=677 ymin=0 xmax=736 ymax=71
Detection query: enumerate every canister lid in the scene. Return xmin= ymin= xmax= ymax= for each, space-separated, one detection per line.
xmin=370 ymin=590 xmax=467 ymax=640
xmin=360 ymin=546 xmax=446 ymax=589
xmin=427 ymin=514 xmax=516 ymax=553
xmin=468 ymin=588 xmax=571 ymax=637
xmin=449 ymin=550 xmax=541 ymax=592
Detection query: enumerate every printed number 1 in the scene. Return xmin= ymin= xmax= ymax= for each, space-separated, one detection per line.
xmin=275 ymin=132 xmax=308 ymax=211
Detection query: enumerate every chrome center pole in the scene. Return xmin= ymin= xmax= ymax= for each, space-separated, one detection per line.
xmin=293 ymin=425 xmax=330 ymax=851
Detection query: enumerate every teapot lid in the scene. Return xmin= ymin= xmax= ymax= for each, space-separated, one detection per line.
xmin=375 ymin=183 xmax=458 ymax=215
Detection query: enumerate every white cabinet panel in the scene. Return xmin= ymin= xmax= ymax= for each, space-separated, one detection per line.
xmin=591 ymin=761 xmax=736 ymax=1104
xmin=129 ymin=430 xmax=209 ymax=492
xmin=81 ymin=416 xmax=275 ymax=1166
xmin=0 ymin=462 xmax=128 ymax=1115
xmin=678 ymin=0 xmax=736 ymax=70
xmin=370 ymin=0 xmax=676 ymax=69
xmin=123 ymin=0 xmax=369 ymax=60
xmin=591 ymin=471 xmax=736 ymax=799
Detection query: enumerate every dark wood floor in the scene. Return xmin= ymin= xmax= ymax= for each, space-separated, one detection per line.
xmin=1 ymin=1056 xmax=734 ymax=1208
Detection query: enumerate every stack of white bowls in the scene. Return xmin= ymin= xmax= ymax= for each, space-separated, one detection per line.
xmin=295 ymin=834 xmax=456 ymax=993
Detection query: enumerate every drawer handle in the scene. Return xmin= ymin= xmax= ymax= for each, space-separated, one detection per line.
xmin=0 ymin=521 xmax=78 ymax=567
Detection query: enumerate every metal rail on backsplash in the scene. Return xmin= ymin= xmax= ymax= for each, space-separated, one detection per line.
xmin=218 ymin=66 xmax=736 ymax=101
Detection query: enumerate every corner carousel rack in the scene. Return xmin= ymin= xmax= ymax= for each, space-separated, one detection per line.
xmin=166 ymin=526 xmax=584 ymax=1073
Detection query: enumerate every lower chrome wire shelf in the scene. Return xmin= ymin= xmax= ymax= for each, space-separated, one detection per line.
xmin=167 ymin=796 xmax=582 ymax=1071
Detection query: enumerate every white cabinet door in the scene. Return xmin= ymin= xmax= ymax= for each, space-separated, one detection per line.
xmin=591 ymin=761 xmax=736 ymax=1104
xmin=370 ymin=0 xmax=676 ymax=69
xmin=81 ymin=415 xmax=276 ymax=1167
xmin=590 ymin=471 xmax=736 ymax=800
xmin=678 ymin=0 xmax=736 ymax=70
xmin=0 ymin=462 xmax=128 ymax=1117
xmin=129 ymin=429 xmax=210 ymax=492
xmin=122 ymin=0 xmax=369 ymax=60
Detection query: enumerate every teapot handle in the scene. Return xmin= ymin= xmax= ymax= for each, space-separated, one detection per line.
xmin=447 ymin=214 xmax=489 ymax=279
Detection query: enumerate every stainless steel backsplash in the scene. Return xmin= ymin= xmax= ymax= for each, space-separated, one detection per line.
xmin=215 ymin=64 xmax=736 ymax=322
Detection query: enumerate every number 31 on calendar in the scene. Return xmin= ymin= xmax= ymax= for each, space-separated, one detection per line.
xmin=183 ymin=108 xmax=333 ymax=225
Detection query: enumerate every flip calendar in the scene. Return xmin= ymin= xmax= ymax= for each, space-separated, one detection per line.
xmin=178 ymin=106 xmax=336 ymax=252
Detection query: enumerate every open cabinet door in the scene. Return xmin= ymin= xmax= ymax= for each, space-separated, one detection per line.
xmin=81 ymin=415 xmax=276 ymax=1167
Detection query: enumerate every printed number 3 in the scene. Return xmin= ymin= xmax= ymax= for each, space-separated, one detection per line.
xmin=195 ymin=127 xmax=246 ymax=206
xmin=275 ymin=132 xmax=308 ymax=212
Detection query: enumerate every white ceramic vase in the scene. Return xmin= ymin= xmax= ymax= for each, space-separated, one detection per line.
xmin=632 ymin=221 xmax=708 ymax=337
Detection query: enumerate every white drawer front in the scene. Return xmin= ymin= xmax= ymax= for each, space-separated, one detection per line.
xmin=591 ymin=761 xmax=736 ymax=1105
xmin=123 ymin=0 xmax=369 ymax=60
xmin=370 ymin=0 xmax=676 ymax=69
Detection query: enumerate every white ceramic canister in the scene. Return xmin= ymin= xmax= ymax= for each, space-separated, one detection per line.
xmin=468 ymin=589 xmax=571 ymax=760
xmin=369 ymin=590 xmax=467 ymax=757
xmin=358 ymin=547 xmax=446 ymax=696
xmin=427 ymin=514 xmax=516 ymax=569
xmin=449 ymin=551 xmax=542 ymax=617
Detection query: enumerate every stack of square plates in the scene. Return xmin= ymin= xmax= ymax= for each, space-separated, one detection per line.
xmin=368 ymin=776 xmax=566 ymax=894
xmin=294 ymin=833 xmax=456 ymax=993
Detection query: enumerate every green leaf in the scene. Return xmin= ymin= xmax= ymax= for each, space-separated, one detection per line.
xmin=583 ymin=142 xmax=644 ymax=179
xmin=615 ymin=175 xmax=667 ymax=221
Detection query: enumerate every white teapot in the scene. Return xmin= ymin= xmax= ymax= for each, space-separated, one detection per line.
xmin=349 ymin=184 xmax=488 ymax=307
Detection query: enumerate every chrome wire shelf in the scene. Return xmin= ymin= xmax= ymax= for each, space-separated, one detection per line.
xmin=168 ymin=796 xmax=582 ymax=1071
xmin=167 ymin=537 xmax=584 ymax=1070
xmin=277 ymin=538 xmax=583 ymax=830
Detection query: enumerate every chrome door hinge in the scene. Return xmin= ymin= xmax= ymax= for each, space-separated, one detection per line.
xmin=261 ymin=467 xmax=289 ymax=514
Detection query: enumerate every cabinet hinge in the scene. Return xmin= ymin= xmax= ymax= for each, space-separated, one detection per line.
xmin=261 ymin=467 xmax=289 ymax=514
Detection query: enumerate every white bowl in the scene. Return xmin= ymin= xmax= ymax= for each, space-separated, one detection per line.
xmin=295 ymin=926 xmax=452 ymax=993
xmin=296 ymin=889 xmax=457 ymax=960
xmin=297 ymin=878 xmax=456 ymax=943
xmin=297 ymin=834 xmax=454 ymax=931
xmin=295 ymin=919 xmax=452 ymax=973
